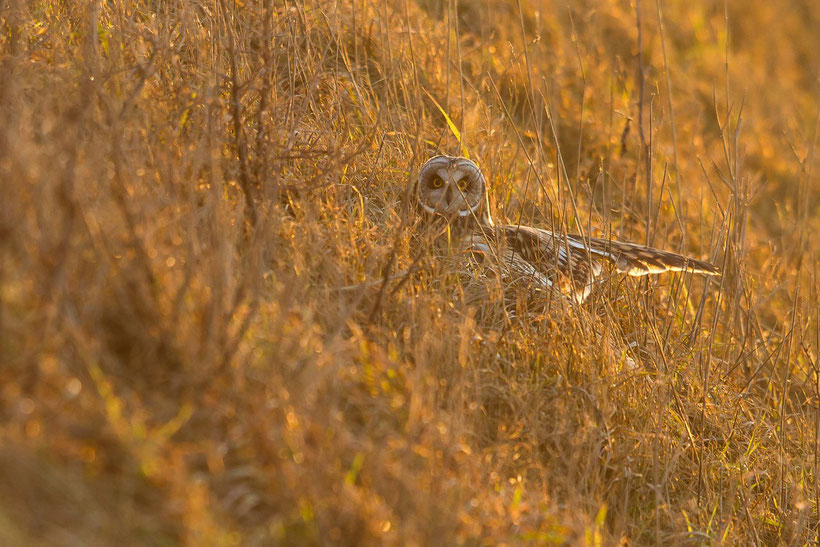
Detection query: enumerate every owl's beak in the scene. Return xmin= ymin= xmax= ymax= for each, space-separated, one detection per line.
xmin=443 ymin=185 xmax=454 ymax=203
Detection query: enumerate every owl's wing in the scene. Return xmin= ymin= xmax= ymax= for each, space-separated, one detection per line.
xmin=458 ymin=229 xmax=565 ymax=313
xmin=498 ymin=225 xmax=719 ymax=302
xmin=463 ymin=226 xmax=597 ymax=303
xmin=497 ymin=225 xmax=601 ymax=302
xmin=462 ymin=230 xmax=551 ymax=286
xmin=579 ymin=233 xmax=720 ymax=276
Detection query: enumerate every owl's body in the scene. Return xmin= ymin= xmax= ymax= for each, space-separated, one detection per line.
xmin=417 ymin=155 xmax=719 ymax=305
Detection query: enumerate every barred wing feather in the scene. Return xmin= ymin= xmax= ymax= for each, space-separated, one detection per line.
xmin=496 ymin=225 xmax=719 ymax=302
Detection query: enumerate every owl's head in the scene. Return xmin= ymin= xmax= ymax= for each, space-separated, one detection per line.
xmin=417 ymin=155 xmax=493 ymax=225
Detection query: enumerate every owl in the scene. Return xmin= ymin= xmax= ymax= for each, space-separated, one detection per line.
xmin=416 ymin=155 xmax=720 ymax=306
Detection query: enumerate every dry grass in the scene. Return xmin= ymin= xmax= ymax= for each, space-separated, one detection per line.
xmin=1 ymin=0 xmax=819 ymax=544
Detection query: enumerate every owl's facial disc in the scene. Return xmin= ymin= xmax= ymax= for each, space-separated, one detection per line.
xmin=418 ymin=156 xmax=485 ymax=219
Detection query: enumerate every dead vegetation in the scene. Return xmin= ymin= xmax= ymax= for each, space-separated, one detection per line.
xmin=1 ymin=0 xmax=818 ymax=544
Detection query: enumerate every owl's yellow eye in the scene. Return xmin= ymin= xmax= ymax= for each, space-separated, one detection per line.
xmin=431 ymin=177 xmax=443 ymax=188
xmin=457 ymin=179 xmax=468 ymax=191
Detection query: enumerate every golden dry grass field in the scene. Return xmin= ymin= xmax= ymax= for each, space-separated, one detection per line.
xmin=1 ymin=0 xmax=819 ymax=544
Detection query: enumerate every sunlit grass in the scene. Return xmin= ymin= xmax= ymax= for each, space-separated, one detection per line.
xmin=1 ymin=0 xmax=818 ymax=543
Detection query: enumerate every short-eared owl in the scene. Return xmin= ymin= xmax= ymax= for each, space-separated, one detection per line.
xmin=417 ymin=155 xmax=719 ymax=304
